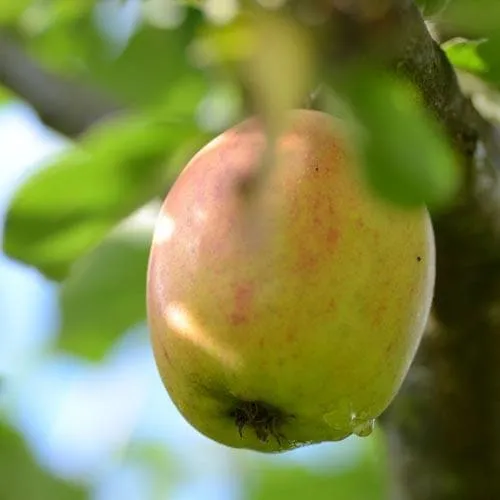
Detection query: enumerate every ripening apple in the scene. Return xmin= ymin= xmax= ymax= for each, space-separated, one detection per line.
xmin=147 ymin=109 xmax=435 ymax=452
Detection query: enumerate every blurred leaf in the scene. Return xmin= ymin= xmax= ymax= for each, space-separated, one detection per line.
xmin=476 ymin=34 xmax=500 ymax=86
xmin=415 ymin=0 xmax=449 ymax=16
xmin=87 ymin=11 xmax=206 ymax=108
xmin=195 ymin=10 xmax=315 ymax=178
xmin=58 ymin=210 xmax=155 ymax=359
xmin=245 ymin=447 xmax=387 ymax=500
xmin=0 ymin=422 xmax=85 ymax=500
xmin=444 ymin=38 xmax=489 ymax=75
xmin=25 ymin=4 xmax=206 ymax=110
xmin=3 ymin=113 xmax=204 ymax=281
xmin=0 ymin=84 xmax=12 ymax=104
xmin=243 ymin=12 xmax=315 ymax=141
xmin=25 ymin=18 xmax=99 ymax=75
xmin=343 ymin=70 xmax=462 ymax=208
xmin=24 ymin=3 xmax=103 ymax=74
xmin=445 ymin=0 xmax=500 ymax=33
xmin=444 ymin=36 xmax=500 ymax=89
xmin=0 ymin=0 xmax=32 ymax=24
xmin=50 ymin=0 xmax=97 ymax=21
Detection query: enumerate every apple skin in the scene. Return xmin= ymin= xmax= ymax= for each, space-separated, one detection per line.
xmin=147 ymin=109 xmax=435 ymax=453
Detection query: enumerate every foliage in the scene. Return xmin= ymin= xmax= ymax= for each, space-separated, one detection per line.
xmin=0 ymin=0 xmax=499 ymax=499
xmin=0 ymin=421 xmax=85 ymax=500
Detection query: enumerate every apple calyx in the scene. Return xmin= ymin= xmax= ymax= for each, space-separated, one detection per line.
xmin=230 ymin=400 xmax=293 ymax=446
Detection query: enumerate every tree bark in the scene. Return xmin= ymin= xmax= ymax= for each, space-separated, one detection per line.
xmin=324 ymin=2 xmax=500 ymax=499
xmin=0 ymin=31 xmax=122 ymax=138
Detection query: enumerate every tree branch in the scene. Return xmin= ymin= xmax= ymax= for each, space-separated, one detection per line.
xmin=324 ymin=1 xmax=500 ymax=499
xmin=0 ymin=32 xmax=123 ymax=138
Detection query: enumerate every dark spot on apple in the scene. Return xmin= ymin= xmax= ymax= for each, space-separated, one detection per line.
xmin=230 ymin=312 xmax=247 ymax=325
xmin=230 ymin=282 xmax=254 ymax=326
xmin=158 ymin=339 xmax=172 ymax=365
xmin=417 ymin=256 xmax=422 ymax=262
xmin=229 ymin=400 xmax=293 ymax=446
xmin=327 ymin=228 xmax=339 ymax=246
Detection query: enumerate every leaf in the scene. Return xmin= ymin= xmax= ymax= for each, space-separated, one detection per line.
xmin=24 ymin=4 xmax=103 ymax=75
xmin=0 ymin=84 xmax=12 ymax=104
xmin=476 ymin=34 xmax=500 ymax=86
xmin=342 ymin=70 xmax=462 ymax=209
xmin=445 ymin=0 xmax=500 ymax=33
xmin=58 ymin=209 xmax=155 ymax=359
xmin=414 ymin=0 xmax=449 ymax=16
xmin=86 ymin=11 xmax=206 ymax=108
xmin=443 ymin=38 xmax=489 ymax=75
xmin=0 ymin=422 xmax=86 ymax=500
xmin=0 ymin=0 xmax=32 ymax=24
xmin=444 ymin=35 xmax=500 ymax=89
xmin=3 ymin=113 xmax=203 ymax=281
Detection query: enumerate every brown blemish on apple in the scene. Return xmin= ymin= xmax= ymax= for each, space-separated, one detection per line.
xmin=327 ymin=228 xmax=340 ymax=247
xmin=230 ymin=282 xmax=255 ymax=325
xmin=386 ymin=340 xmax=396 ymax=354
xmin=372 ymin=303 xmax=388 ymax=328
xmin=157 ymin=337 xmax=174 ymax=368
xmin=300 ymin=254 xmax=319 ymax=272
xmin=355 ymin=218 xmax=365 ymax=229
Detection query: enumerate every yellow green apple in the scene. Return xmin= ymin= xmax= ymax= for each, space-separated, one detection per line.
xmin=147 ymin=109 xmax=435 ymax=452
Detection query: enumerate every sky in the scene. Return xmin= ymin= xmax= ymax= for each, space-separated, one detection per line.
xmin=0 ymin=101 xmax=367 ymax=500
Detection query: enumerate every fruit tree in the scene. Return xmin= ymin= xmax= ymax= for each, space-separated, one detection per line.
xmin=1 ymin=1 xmax=500 ymax=499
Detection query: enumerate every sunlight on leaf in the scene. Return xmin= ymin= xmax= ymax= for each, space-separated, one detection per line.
xmin=443 ymin=38 xmax=489 ymax=75
xmin=342 ymin=70 xmax=462 ymax=209
xmin=0 ymin=0 xmax=32 ymax=24
xmin=3 ymin=113 xmax=204 ymax=281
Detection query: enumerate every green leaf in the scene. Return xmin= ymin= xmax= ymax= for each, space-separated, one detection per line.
xmin=415 ymin=0 xmax=449 ymax=16
xmin=0 ymin=0 xmax=32 ymax=24
xmin=24 ymin=4 xmax=102 ymax=75
xmin=443 ymin=38 xmax=489 ymax=75
xmin=444 ymin=36 xmax=500 ymax=89
xmin=343 ymin=70 xmax=462 ymax=209
xmin=0 ymin=85 xmax=12 ymax=104
xmin=58 ymin=210 xmax=155 ymax=359
xmin=445 ymin=0 xmax=500 ymax=33
xmin=86 ymin=11 xmax=206 ymax=108
xmin=0 ymin=422 xmax=86 ymax=500
xmin=3 ymin=113 xmax=203 ymax=281
xmin=476 ymin=34 xmax=500 ymax=86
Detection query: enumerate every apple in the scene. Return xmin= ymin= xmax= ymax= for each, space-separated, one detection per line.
xmin=147 ymin=109 xmax=435 ymax=452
